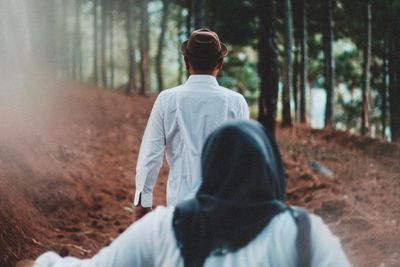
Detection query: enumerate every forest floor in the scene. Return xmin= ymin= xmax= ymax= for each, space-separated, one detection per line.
xmin=1 ymin=80 xmax=400 ymax=267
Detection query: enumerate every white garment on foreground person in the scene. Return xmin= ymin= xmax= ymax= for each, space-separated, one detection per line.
xmin=134 ymin=75 xmax=249 ymax=208
xmin=34 ymin=206 xmax=351 ymax=267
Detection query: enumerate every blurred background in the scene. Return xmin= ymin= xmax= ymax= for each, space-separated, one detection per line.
xmin=1 ymin=1 xmax=400 ymax=267
xmin=1 ymin=0 xmax=399 ymax=140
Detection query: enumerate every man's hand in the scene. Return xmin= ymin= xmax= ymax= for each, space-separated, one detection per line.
xmin=15 ymin=260 xmax=35 ymax=267
xmin=134 ymin=205 xmax=152 ymax=221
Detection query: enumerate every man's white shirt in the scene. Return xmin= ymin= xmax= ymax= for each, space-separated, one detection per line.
xmin=134 ymin=75 xmax=250 ymax=207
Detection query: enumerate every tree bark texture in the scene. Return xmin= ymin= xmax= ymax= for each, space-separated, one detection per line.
xmin=61 ymin=0 xmax=69 ymax=79
xmin=101 ymin=0 xmax=108 ymax=87
xmin=109 ymin=1 xmax=114 ymax=88
xmin=323 ymin=0 xmax=335 ymax=128
xmin=126 ymin=0 xmax=137 ymax=94
xmin=300 ymin=0 xmax=308 ymax=123
xmin=140 ymin=0 xmax=150 ymax=95
xmin=389 ymin=37 xmax=400 ymax=142
xmin=292 ymin=0 xmax=300 ymax=122
xmin=381 ymin=39 xmax=388 ymax=138
xmin=73 ymin=0 xmax=82 ymax=81
xmin=186 ymin=0 xmax=192 ymax=37
xmin=194 ymin=0 xmax=205 ymax=29
xmin=282 ymin=0 xmax=293 ymax=127
xmin=156 ymin=0 xmax=171 ymax=92
xmin=177 ymin=7 xmax=185 ymax=84
xmin=361 ymin=1 xmax=371 ymax=136
xmin=257 ymin=0 xmax=280 ymax=136
xmin=93 ymin=0 xmax=99 ymax=85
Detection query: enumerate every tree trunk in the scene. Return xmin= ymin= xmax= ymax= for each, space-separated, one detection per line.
xmin=293 ymin=41 xmax=300 ymax=122
xmin=177 ymin=7 xmax=185 ymax=84
xmin=35 ymin=0 xmax=57 ymax=67
xmin=299 ymin=0 xmax=308 ymax=123
xmin=381 ymin=39 xmax=388 ymax=138
xmin=156 ymin=0 xmax=171 ymax=92
xmin=101 ymin=0 xmax=108 ymax=87
xmin=109 ymin=1 xmax=114 ymax=89
xmin=292 ymin=0 xmax=300 ymax=122
xmin=389 ymin=37 xmax=400 ymax=142
xmin=361 ymin=1 xmax=371 ymax=136
xmin=186 ymin=0 xmax=192 ymax=37
xmin=282 ymin=0 xmax=293 ymax=127
xmin=93 ymin=0 xmax=99 ymax=86
xmin=72 ymin=1 xmax=77 ymax=81
xmin=257 ymin=0 xmax=280 ymax=136
xmin=73 ymin=0 xmax=82 ymax=82
xmin=140 ymin=0 xmax=150 ymax=95
xmin=46 ymin=0 xmax=57 ymax=68
xmin=126 ymin=1 xmax=137 ymax=95
xmin=61 ymin=0 xmax=69 ymax=79
xmin=194 ymin=0 xmax=205 ymax=29
xmin=323 ymin=0 xmax=335 ymax=128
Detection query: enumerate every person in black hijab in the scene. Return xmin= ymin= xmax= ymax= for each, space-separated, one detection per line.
xmin=24 ymin=120 xmax=351 ymax=267
xmin=173 ymin=120 xmax=288 ymax=267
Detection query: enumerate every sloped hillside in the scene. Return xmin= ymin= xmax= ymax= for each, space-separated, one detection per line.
xmin=1 ymin=81 xmax=399 ymax=267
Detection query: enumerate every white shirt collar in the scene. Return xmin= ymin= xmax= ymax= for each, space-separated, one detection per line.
xmin=185 ymin=75 xmax=219 ymax=86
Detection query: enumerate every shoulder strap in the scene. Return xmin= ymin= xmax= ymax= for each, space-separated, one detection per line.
xmin=289 ymin=207 xmax=312 ymax=267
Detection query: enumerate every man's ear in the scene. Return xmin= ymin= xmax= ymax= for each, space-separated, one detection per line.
xmin=184 ymin=56 xmax=191 ymax=72
xmin=216 ymin=58 xmax=224 ymax=70
xmin=184 ymin=56 xmax=192 ymax=68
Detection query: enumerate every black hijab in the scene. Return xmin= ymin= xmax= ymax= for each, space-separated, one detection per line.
xmin=173 ymin=120 xmax=287 ymax=267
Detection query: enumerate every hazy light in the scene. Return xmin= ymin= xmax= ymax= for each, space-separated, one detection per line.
xmin=0 ymin=0 xmax=32 ymax=89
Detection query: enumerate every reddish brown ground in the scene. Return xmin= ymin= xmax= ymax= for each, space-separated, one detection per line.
xmin=0 ymin=81 xmax=399 ymax=267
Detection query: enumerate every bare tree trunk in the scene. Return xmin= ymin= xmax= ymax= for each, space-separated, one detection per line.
xmin=299 ymin=0 xmax=308 ymax=123
xmin=126 ymin=0 xmax=137 ymax=95
xmin=93 ymin=0 xmax=99 ymax=85
xmin=35 ymin=0 xmax=57 ymax=67
xmin=72 ymin=1 xmax=77 ymax=81
xmin=389 ymin=37 xmax=400 ymax=142
xmin=61 ymin=0 xmax=69 ymax=79
xmin=140 ymin=0 xmax=150 ymax=95
xmin=194 ymin=0 xmax=205 ymax=29
xmin=292 ymin=0 xmax=300 ymax=122
xmin=156 ymin=0 xmax=171 ymax=92
xmin=361 ymin=1 xmax=371 ymax=135
xmin=46 ymin=0 xmax=57 ymax=68
xmin=177 ymin=7 xmax=185 ymax=84
xmin=323 ymin=0 xmax=335 ymax=128
xmin=101 ymin=0 xmax=108 ymax=87
xmin=293 ymin=42 xmax=300 ymax=122
xmin=257 ymin=0 xmax=279 ymax=136
xmin=282 ymin=0 xmax=293 ymax=127
xmin=73 ymin=0 xmax=82 ymax=82
xmin=109 ymin=1 xmax=115 ymax=88
xmin=381 ymin=39 xmax=388 ymax=138
xmin=186 ymin=0 xmax=192 ymax=37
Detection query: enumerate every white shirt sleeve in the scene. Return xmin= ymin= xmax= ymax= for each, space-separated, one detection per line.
xmin=34 ymin=207 xmax=170 ymax=267
xmin=239 ymin=95 xmax=250 ymax=120
xmin=133 ymin=95 xmax=166 ymax=207
xmin=309 ymin=214 xmax=352 ymax=267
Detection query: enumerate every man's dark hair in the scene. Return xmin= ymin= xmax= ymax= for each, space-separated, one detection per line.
xmin=186 ymin=56 xmax=222 ymax=73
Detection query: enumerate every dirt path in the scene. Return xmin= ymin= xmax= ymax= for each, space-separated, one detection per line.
xmin=279 ymin=127 xmax=400 ymax=267
xmin=1 ymin=82 xmax=399 ymax=266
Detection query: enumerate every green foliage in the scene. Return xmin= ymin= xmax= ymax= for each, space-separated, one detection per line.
xmin=336 ymin=92 xmax=361 ymax=131
xmin=218 ymin=48 xmax=260 ymax=106
xmin=335 ymin=45 xmax=362 ymax=90
xmin=206 ymin=0 xmax=257 ymax=46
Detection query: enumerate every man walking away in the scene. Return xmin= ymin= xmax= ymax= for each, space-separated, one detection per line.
xmin=134 ymin=29 xmax=249 ymax=219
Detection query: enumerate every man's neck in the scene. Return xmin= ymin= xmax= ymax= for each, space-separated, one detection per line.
xmin=189 ymin=69 xmax=219 ymax=77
